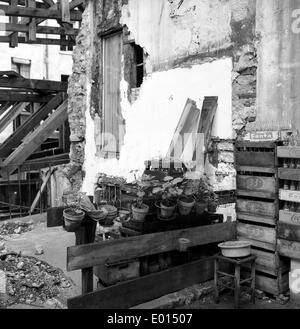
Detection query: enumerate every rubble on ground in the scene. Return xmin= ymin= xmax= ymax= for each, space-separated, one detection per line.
xmin=0 ymin=253 xmax=72 ymax=307
xmin=0 ymin=221 xmax=34 ymax=238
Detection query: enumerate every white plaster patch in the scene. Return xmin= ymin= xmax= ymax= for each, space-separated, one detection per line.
xmin=81 ymin=58 xmax=232 ymax=195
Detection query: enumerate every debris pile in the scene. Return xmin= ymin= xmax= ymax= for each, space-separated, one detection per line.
xmin=0 ymin=221 xmax=33 ymax=238
xmin=0 ymin=254 xmax=72 ymax=307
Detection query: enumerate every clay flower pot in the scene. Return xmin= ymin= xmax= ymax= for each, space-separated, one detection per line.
xmin=159 ymin=201 xmax=176 ymax=219
xmin=132 ymin=204 xmax=149 ymax=222
xmin=178 ymin=196 xmax=195 ymax=216
xmin=195 ymin=200 xmax=207 ymax=215
xmin=63 ymin=208 xmax=85 ymax=232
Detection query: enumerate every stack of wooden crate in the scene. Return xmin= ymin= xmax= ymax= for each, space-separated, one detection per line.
xmin=276 ymin=145 xmax=300 ymax=303
xmin=235 ymin=141 xmax=289 ymax=296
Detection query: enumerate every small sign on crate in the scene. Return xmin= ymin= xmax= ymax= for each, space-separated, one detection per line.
xmin=245 ymin=131 xmax=280 ymax=142
xmin=279 ymin=189 xmax=300 ymax=203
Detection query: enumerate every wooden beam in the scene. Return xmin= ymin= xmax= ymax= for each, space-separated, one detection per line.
xmin=60 ymin=0 xmax=70 ymax=23
xmin=9 ymin=0 xmax=18 ymax=47
xmin=0 ymin=102 xmax=13 ymax=117
xmin=0 ymin=93 xmax=64 ymax=158
xmin=0 ymin=102 xmax=28 ymax=135
xmin=25 ymin=0 xmax=37 ymax=42
xmin=0 ymin=90 xmax=54 ymax=102
xmin=0 ymin=76 xmax=67 ymax=92
xmin=67 ymin=222 xmax=236 ymax=271
xmin=18 ymin=153 xmax=69 ymax=171
xmin=0 ymin=23 xmax=79 ymax=35
xmin=30 ymin=168 xmax=55 ymax=213
xmin=0 ymin=35 xmax=76 ymax=46
xmin=0 ymin=4 xmax=82 ymax=20
xmin=67 ymin=257 xmax=214 ymax=309
xmin=0 ymin=0 xmax=48 ymax=8
xmin=2 ymin=99 xmax=68 ymax=174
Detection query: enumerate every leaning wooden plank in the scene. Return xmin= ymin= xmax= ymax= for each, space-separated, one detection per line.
xmin=277 ymin=146 xmax=300 ymax=159
xmin=0 ymin=102 xmax=28 ymax=135
xmin=278 ymin=222 xmax=300 ymax=243
xmin=30 ymin=168 xmax=55 ymax=213
xmin=2 ymin=100 xmax=68 ymax=175
xmin=278 ymin=239 xmax=300 ymax=260
xmin=0 ymin=93 xmax=64 ymax=158
xmin=193 ymin=96 xmax=218 ymax=162
xmin=67 ymin=257 xmax=214 ymax=309
xmin=67 ymin=222 xmax=236 ymax=271
xmin=166 ymin=98 xmax=200 ymax=158
xmin=237 ymin=223 xmax=276 ymax=248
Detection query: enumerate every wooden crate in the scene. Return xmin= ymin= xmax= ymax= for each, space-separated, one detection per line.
xmin=235 ymin=141 xmax=276 ymax=168
xmin=255 ymin=272 xmax=289 ymax=296
xmin=278 ymin=222 xmax=300 ymax=243
xmin=236 ymin=198 xmax=276 ymax=226
xmin=278 ymin=239 xmax=300 ymax=259
xmin=236 ymin=175 xmax=276 ymax=199
xmin=94 ymin=259 xmax=140 ymax=286
xmin=278 ymin=168 xmax=300 ymax=181
xmin=279 ymin=210 xmax=300 ymax=225
xmin=279 ymin=189 xmax=300 ymax=203
xmin=277 ymin=146 xmax=300 ymax=159
xmin=237 ymin=222 xmax=276 ymax=251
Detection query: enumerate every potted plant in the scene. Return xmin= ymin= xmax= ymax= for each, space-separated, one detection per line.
xmin=153 ymin=176 xmax=184 ymax=220
xmin=62 ymin=191 xmax=85 ymax=232
xmin=131 ymin=174 xmax=154 ymax=222
xmin=194 ymin=175 xmax=218 ymax=215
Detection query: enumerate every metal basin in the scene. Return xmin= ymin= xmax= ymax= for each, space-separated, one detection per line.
xmin=218 ymin=241 xmax=251 ymax=258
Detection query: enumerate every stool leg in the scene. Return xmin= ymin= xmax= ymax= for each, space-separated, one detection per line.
xmin=234 ymin=265 xmax=240 ymax=309
xmin=251 ymin=262 xmax=256 ymax=304
xmin=214 ymin=258 xmax=220 ymax=303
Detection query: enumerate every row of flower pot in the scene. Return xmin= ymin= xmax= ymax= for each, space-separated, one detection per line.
xmin=132 ymin=196 xmax=213 ymax=222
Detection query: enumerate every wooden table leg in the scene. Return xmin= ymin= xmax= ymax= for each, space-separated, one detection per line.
xmin=234 ymin=264 xmax=240 ymax=309
xmin=214 ymin=258 xmax=220 ymax=303
xmin=251 ymin=261 xmax=256 ymax=304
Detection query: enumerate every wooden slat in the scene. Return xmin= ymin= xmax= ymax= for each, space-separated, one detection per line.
xmin=236 ymin=141 xmax=276 ymax=148
xmin=2 ymin=100 xmax=68 ymax=174
xmin=278 ymin=239 xmax=300 ymax=260
xmin=237 ymin=212 xmax=276 ymax=226
xmin=236 ymin=199 xmax=276 ymax=218
xmin=237 ymin=222 xmax=276 ymax=249
xmin=0 ymin=102 xmax=13 ymax=116
xmin=0 ymin=23 xmax=79 ymax=35
xmin=0 ymin=76 xmax=67 ymax=92
xmin=278 ymin=222 xmax=300 ymax=243
xmin=235 ymin=151 xmax=275 ymax=168
xmin=67 ymin=222 xmax=236 ymax=271
xmin=278 ymin=168 xmax=300 ymax=181
xmin=236 ymin=189 xmax=276 ymax=200
xmin=18 ymin=153 xmax=69 ymax=171
xmin=237 ymin=236 xmax=276 ymax=251
xmin=0 ymin=4 xmax=82 ymax=20
xmin=0 ymin=94 xmax=64 ymax=158
xmin=68 ymin=257 xmax=214 ymax=309
xmin=0 ymin=90 xmax=53 ymax=102
xmin=279 ymin=210 xmax=300 ymax=225
xmin=0 ymin=35 xmax=76 ymax=46
xmin=279 ymin=189 xmax=300 ymax=203
xmin=277 ymin=146 xmax=300 ymax=159
xmin=0 ymin=102 xmax=28 ymax=135
xmin=236 ymin=166 xmax=275 ymax=174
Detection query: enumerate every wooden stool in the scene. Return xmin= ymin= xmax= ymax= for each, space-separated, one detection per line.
xmin=214 ymin=254 xmax=256 ymax=309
